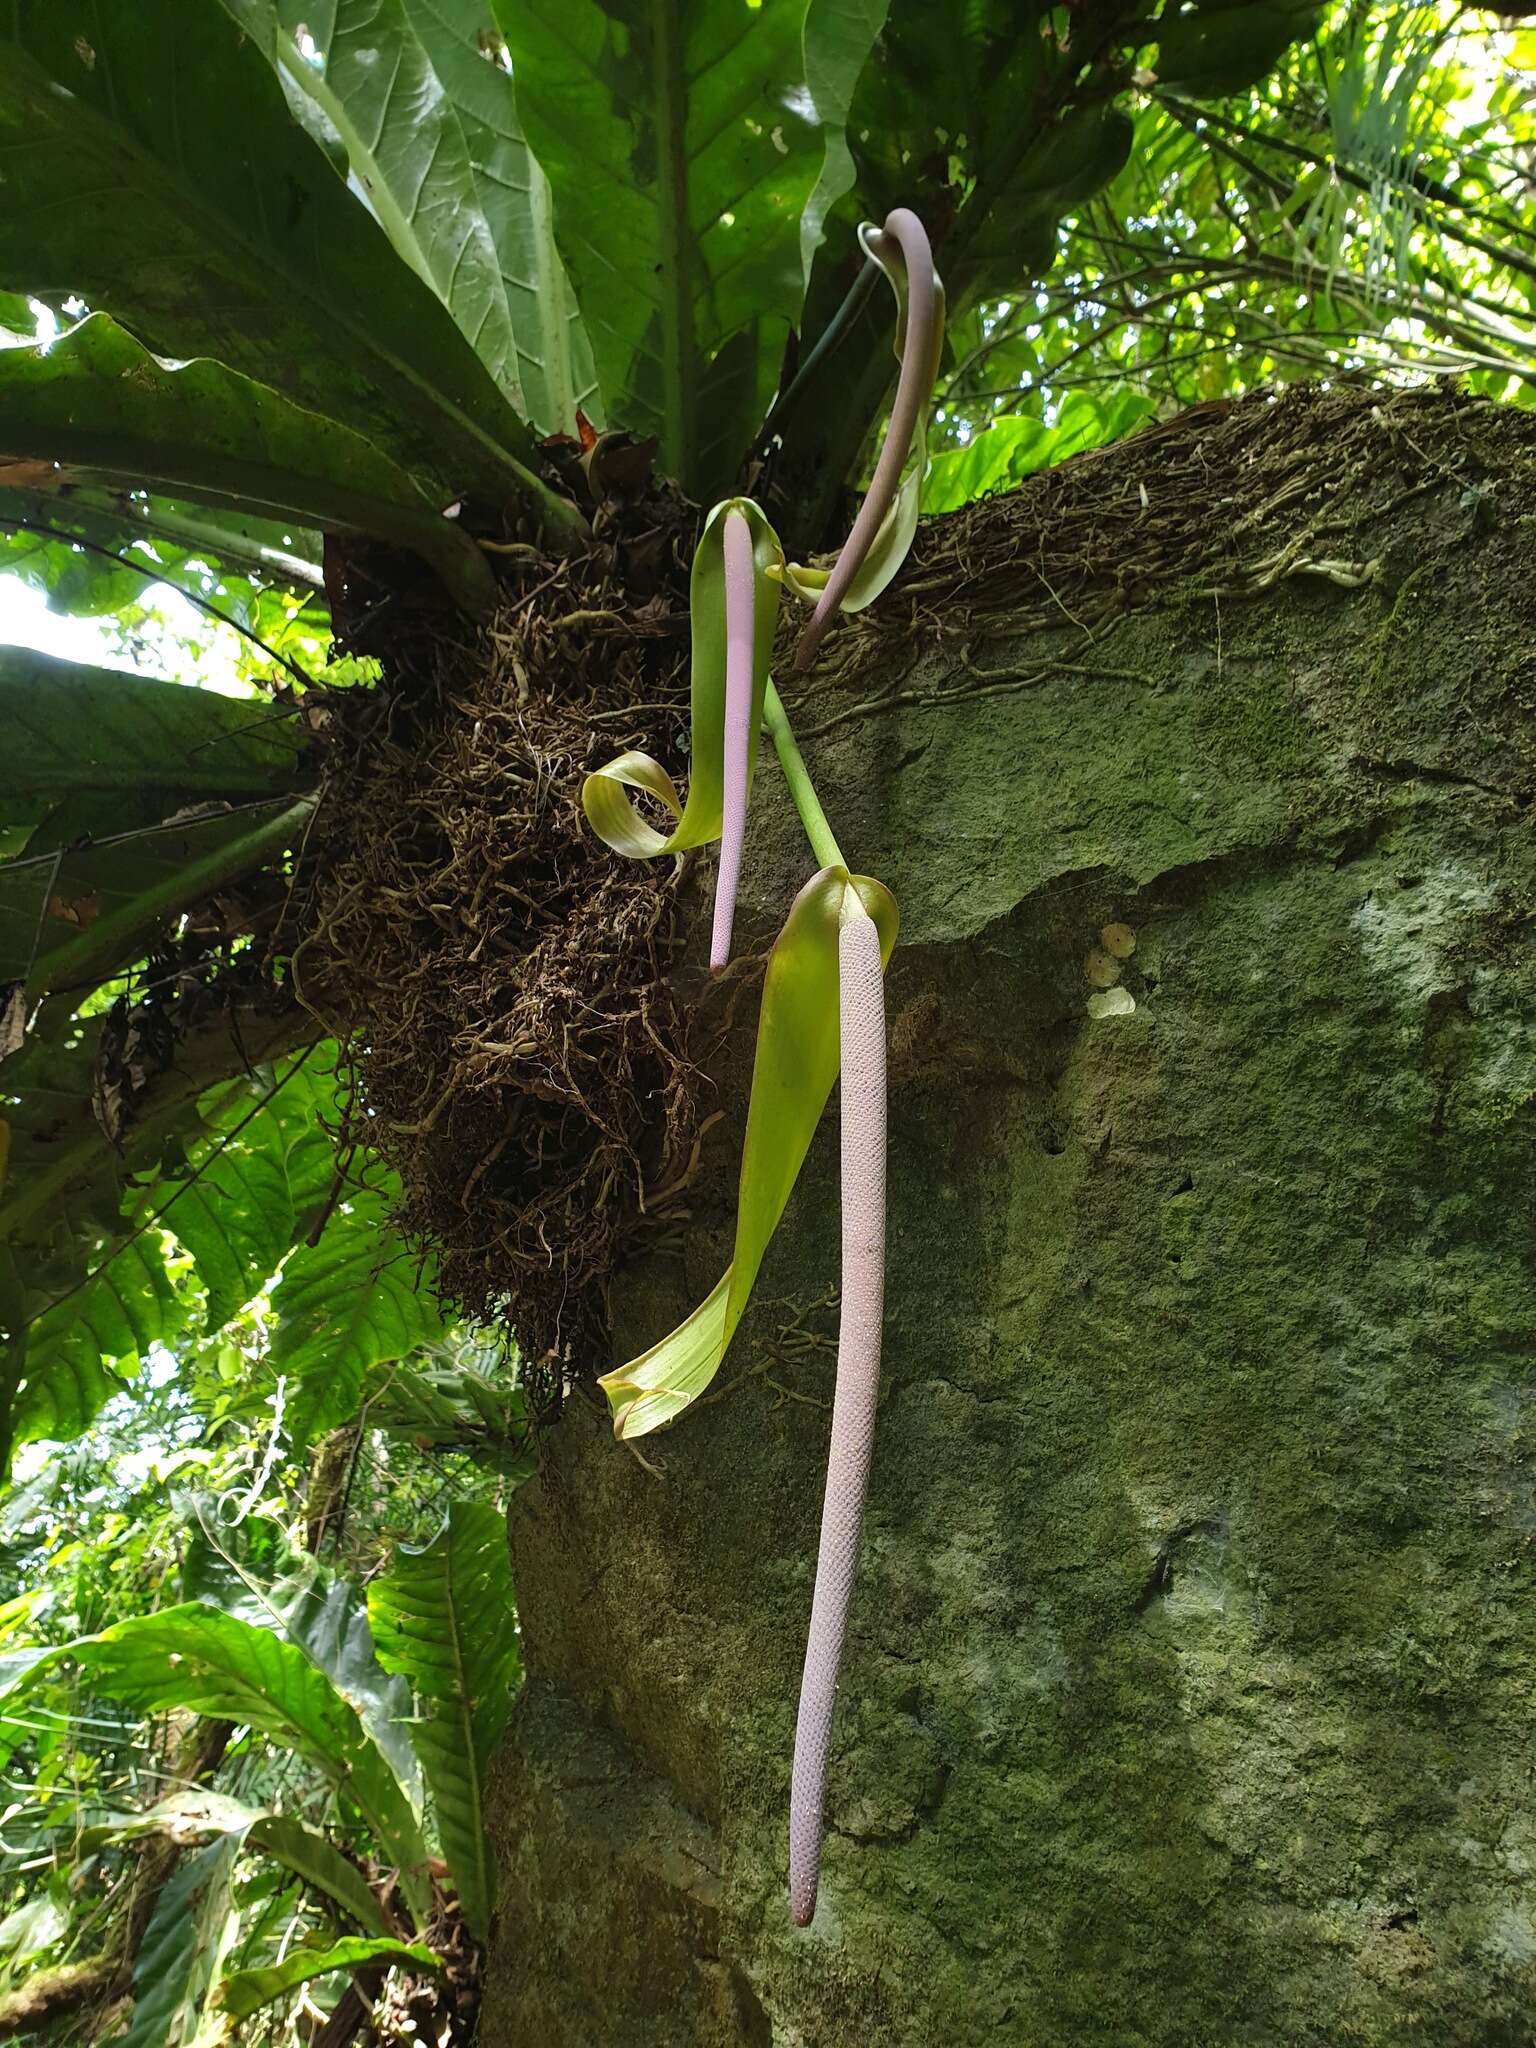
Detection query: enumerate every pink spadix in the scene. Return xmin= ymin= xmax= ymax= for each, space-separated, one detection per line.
xmin=709 ymin=509 xmax=756 ymax=974
xmin=788 ymin=905 xmax=887 ymax=1926
xmin=794 ymin=208 xmax=938 ymax=675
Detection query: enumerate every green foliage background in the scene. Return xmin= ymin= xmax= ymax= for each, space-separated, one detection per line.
xmin=0 ymin=0 xmax=1527 ymax=2033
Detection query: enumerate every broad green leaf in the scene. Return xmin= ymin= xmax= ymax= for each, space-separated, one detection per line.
xmin=2 ymin=1624 xmax=418 ymax=1929
xmin=399 ymin=5 xmax=601 ymax=438
xmin=4 ymin=1050 xmax=329 ymax=1458
xmin=600 ymin=866 xmax=897 ymax=1436
xmin=0 ymin=315 xmax=495 ymax=615
xmin=245 ymin=1814 xmax=395 ymax=1939
xmin=180 ymin=1493 xmax=424 ymax=1813
xmin=493 ymin=0 xmax=822 ymax=492
xmin=365 ymin=1357 xmax=534 ymax=1477
xmin=216 ymin=1938 xmax=439 ymax=2022
xmin=166 ymin=1050 xmax=344 ymax=1333
xmin=0 ymin=489 xmax=325 ymax=664
xmin=269 ymin=1187 xmax=453 ymax=1446
xmin=77 ymin=1788 xmax=264 ymax=1853
xmin=923 ymin=418 xmax=1042 ymax=517
xmin=368 ymin=1500 xmax=520 ymax=1939
xmin=0 ymin=0 xmax=575 ymax=528
xmin=1156 ymin=0 xmax=1320 ymax=97
xmin=64 ymin=1606 xmax=430 ymax=1913
xmin=924 ymin=390 xmax=1157 ymax=516
xmin=12 ymin=1237 xmax=184 ymax=1452
xmin=0 ymin=995 xmax=314 ymax=1471
xmin=0 ymin=795 xmax=315 ymax=1002
xmin=800 ymin=0 xmax=891 ymax=288
xmin=0 ymin=484 xmax=323 ymax=594
xmin=224 ymin=0 xmax=598 ymax=437
xmin=582 ymin=499 xmax=783 ymax=858
xmin=0 ymin=1892 xmax=66 ymax=1962
xmin=119 ymin=1832 xmax=241 ymax=2048
xmin=0 ymin=648 xmax=302 ymax=821
xmin=80 ymin=1794 xmax=394 ymax=1937
xmin=165 ymin=1130 xmax=297 ymax=1338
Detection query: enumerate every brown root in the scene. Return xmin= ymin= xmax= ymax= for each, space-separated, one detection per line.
xmin=297 ymin=531 xmax=700 ymax=1407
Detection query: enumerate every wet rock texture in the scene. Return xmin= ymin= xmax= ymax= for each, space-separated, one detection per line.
xmin=482 ymin=389 xmax=1536 ymax=2046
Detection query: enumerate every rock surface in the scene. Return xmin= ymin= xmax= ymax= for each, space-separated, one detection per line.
xmin=482 ymin=389 xmax=1536 ymax=2045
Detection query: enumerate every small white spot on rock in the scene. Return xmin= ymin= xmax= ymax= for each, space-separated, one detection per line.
xmin=1087 ymin=988 xmax=1136 ymax=1019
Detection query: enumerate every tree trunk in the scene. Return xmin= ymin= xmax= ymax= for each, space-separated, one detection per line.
xmin=481 ymin=388 xmax=1536 ymax=2046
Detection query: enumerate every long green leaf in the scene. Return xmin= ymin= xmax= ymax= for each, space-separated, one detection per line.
xmin=0 ymin=0 xmax=576 ymax=529
xmin=493 ymin=0 xmax=822 ymax=492
xmin=600 ymin=865 xmax=897 ymax=1436
xmin=364 ymin=1356 xmax=534 ymax=1476
xmin=0 ymin=648 xmax=303 ymax=820
xmin=86 ymin=1798 xmax=397 ymax=1940
xmin=5 ymin=1050 xmax=329 ymax=1456
xmin=223 ymin=0 xmax=598 ymax=438
xmin=119 ymin=1832 xmax=241 ymax=2048
xmin=165 ymin=1048 xmax=344 ymax=1333
xmin=246 ymin=1814 xmax=395 ymax=1940
xmin=0 ymin=316 xmax=495 ymax=614
xmin=368 ymin=1500 xmax=520 ymax=1939
xmin=216 ymin=1938 xmax=438 ymax=2022
xmin=800 ymin=0 xmax=891 ymax=287
xmin=0 ymin=996 xmax=315 ymax=1470
xmin=13 ymin=1237 xmax=185 ymax=1451
xmin=11 ymin=796 xmax=315 ymax=1004
xmin=0 ymin=483 xmax=323 ymax=593
xmin=66 ymin=1606 xmax=430 ymax=1916
xmin=269 ymin=1188 xmax=453 ymax=1446
xmin=181 ymin=1494 xmax=424 ymax=1813
xmin=77 ymin=1788 xmax=263 ymax=1853
xmin=80 ymin=1799 xmax=397 ymax=1942
xmin=401 ymin=3 xmax=601 ymax=438
xmin=923 ymin=389 xmax=1158 ymax=516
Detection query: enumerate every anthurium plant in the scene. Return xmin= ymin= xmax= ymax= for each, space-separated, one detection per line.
xmin=582 ymin=209 xmax=942 ymax=1923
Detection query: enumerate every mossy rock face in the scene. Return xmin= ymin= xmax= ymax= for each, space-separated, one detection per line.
xmin=482 ymin=389 xmax=1536 ymax=2047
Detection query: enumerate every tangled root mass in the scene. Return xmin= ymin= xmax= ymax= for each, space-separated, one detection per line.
xmin=301 ymin=512 xmax=701 ymax=1405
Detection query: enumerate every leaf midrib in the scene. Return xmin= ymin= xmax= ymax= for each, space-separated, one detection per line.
xmin=651 ymin=0 xmax=694 ymax=482
xmin=0 ymin=40 xmax=572 ymax=525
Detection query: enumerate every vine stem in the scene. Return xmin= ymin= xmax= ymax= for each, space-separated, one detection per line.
xmin=764 ymin=681 xmax=845 ymax=872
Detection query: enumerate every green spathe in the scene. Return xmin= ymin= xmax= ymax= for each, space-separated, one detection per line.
xmin=599 ymin=864 xmax=897 ymax=1437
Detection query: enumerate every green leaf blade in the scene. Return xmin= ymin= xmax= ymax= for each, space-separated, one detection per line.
xmin=0 ymin=315 xmax=496 ymax=612
xmin=600 ymin=866 xmax=896 ymax=1436
xmin=495 ymin=0 xmax=823 ymax=491
xmin=368 ymin=1499 xmax=520 ymax=1939
xmin=72 ymin=1605 xmax=430 ymax=1907
xmin=269 ymin=1187 xmax=452 ymax=1446
xmin=216 ymin=1938 xmax=438 ymax=2022
xmin=0 ymin=648 xmax=303 ymax=820
xmin=0 ymin=1 xmax=573 ymax=527
xmin=119 ymin=1833 xmax=242 ymax=2048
